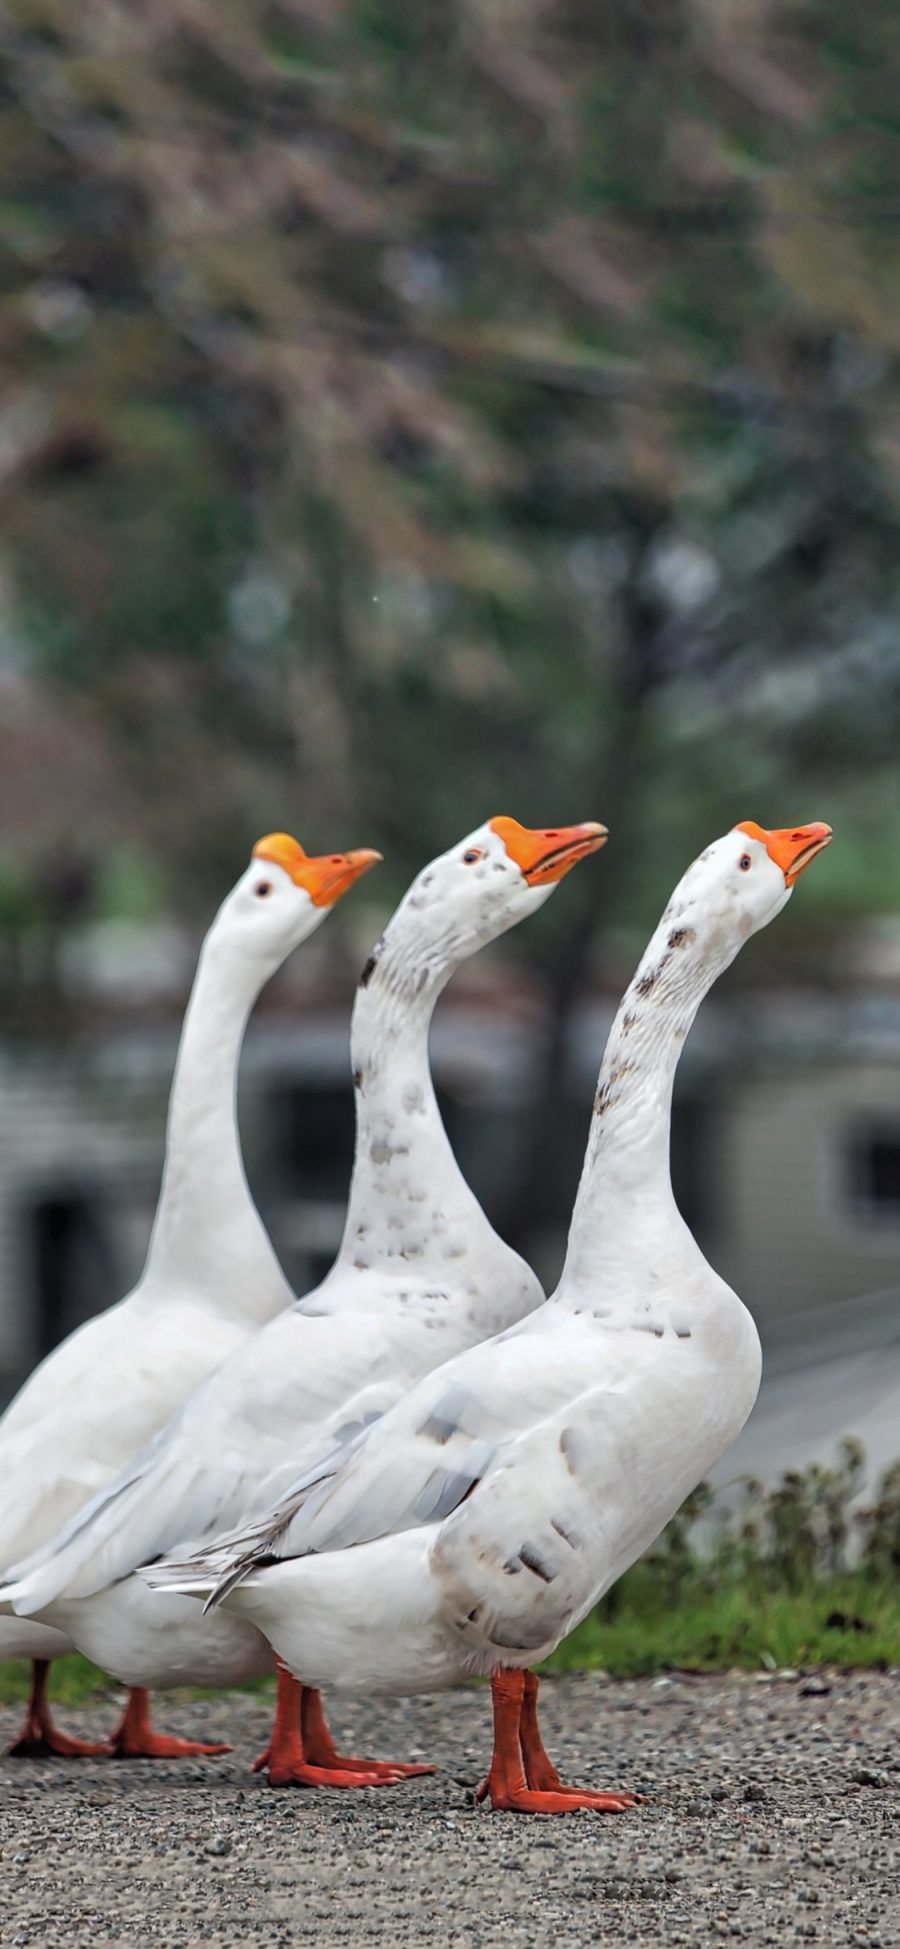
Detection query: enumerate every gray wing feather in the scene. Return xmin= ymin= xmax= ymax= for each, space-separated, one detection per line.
xmin=194 ymin=1317 xmax=595 ymax=1605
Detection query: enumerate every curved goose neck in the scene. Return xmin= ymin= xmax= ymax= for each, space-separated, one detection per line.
xmin=339 ymin=916 xmax=488 ymax=1266
xmin=143 ymin=935 xmax=289 ymax=1315
xmin=561 ymin=903 xmax=732 ymax=1292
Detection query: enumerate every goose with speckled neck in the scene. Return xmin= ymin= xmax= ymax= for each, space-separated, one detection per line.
xmin=335 ymin=819 xmax=605 ymax=1314
xmin=1 ymin=815 xmax=608 ymax=1787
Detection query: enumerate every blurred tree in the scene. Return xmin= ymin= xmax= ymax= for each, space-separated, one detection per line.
xmin=2 ymin=0 xmax=900 ymax=1232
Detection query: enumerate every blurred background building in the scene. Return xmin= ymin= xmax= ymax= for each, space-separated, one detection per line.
xmin=1 ymin=0 xmax=900 ymax=1489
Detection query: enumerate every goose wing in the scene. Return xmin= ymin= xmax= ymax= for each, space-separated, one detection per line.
xmin=1 ymin=1295 xmax=423 ymax=1614
xmin=188 ymin=1308 xmax=607 ymax=1601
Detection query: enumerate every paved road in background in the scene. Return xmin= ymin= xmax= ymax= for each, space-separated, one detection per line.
xmin=2 ymin=1672 xmax=898 ymax=1946
xmin=712 ymin=1285 xmax=900 ymax=1511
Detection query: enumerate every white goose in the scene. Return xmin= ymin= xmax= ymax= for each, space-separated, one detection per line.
xmin=0 ymin=832 xmax=379 ymax=1759
xmin=3 ymin=816 xmax=607 ymax=1786
xmin=147 ymin=819 xmax=833 ymax=1812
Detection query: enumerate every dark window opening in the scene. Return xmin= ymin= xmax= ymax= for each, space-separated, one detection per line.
xmin=267 ymin=1082 xmax=356 ymax=1201
xmin=670 ymin=1095 xmax=714 ymax=1238
xmin=848 ymin=1129 xmax=900 ymax=1213
xmin=28 ymin=1189 xmax=119 ymax=1358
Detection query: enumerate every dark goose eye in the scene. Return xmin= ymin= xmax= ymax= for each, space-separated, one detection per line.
xmin=739 ymin=854 xmax=752 ymax=872
xmin=254 ymin=880 xmax=273 ymax=897
xmin=462 ymin=849 xmax=484 ymax=865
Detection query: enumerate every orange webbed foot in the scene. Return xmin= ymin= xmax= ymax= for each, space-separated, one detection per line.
xmin=107 ymin=1687 xmax=230 ymax=1760
xmin=8 ymin=1723 xmax=107 ymax=1759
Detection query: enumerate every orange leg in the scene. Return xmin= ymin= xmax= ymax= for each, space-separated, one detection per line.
xmin=475 ymin=1668 xmax=641 ymax=1815
xmin=7 ymin=1658 xmax=107 ymax=1758
xmin=107 ymin=1686 xmax=230 ymax=1759
xmin=251 ymin=1664 xmax=306 ymax=1783
xmin=519 ymin=1669 xmax=568 ymax=1789
xmin=252 ymin=1663 xmax=433 ymax=1789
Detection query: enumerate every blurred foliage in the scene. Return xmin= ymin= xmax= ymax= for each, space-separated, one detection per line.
xmin=0 ymin=0 xmax=899 ymax=929
xmin=644 ymin=1437 xmax=875 ymax=1598
xmin=550 ymin=1563 xmax=898 ymax=1675
xmin=551 ymin=1438 xmax=900 ymax=1674
xmin=3 ymin=1 xmax=900 ymax=1228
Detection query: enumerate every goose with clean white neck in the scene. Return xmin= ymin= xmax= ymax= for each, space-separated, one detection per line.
xmin=0 ymin=832 xmax=379 ymax=1760
xmin=157 ymin=819 xmax=832 ymax=1811
xmin=3 ymin=815 xmax=608 ymax=1787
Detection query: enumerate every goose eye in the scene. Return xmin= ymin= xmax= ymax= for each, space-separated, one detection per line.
xmin=462 ymin=848 xmax=484 ymax=865
xmin=254 ymin=880 xmax=273 ymax=898
xmin=738 ymin=854 xmax=752 ymax=872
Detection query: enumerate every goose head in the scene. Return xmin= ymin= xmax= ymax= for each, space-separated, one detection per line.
xmin=215 ymin=833 xmax=382 ymax=968
xmin=368 ymin=816 xmax=608 ymax=987
xmin=658 ymin=820 xmax=833 ymax=977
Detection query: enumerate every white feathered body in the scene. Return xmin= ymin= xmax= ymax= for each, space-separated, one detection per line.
xmin=0 ymin=1277 xmax=286 ymax=1663
xmin=59 ymin=1578 xmax=271 ymax=1690
xmin=0 ymin=853 xmax=322 ymax=1667
xmin=205 ymin=1236 xmax=761 ymax=1695
xmin=12 ymin=1235 xmax=541 ymax=1685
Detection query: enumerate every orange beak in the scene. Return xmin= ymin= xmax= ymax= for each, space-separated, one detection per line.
xmin=736 ymin=820 xmax=833 ymax=886
xmin=489 ymin=816 xmax=609 ymax=885
xmin=252 ymin=834 xmax=382 ymax=907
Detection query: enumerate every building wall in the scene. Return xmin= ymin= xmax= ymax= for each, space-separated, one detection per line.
xmin=4 ymin=1022 xmax=900 ymax=1402
xmin=0 ymin=1045 xmax=165 ymax=1383
xmin=711 ymin=1059 xmax=900 ymax=1330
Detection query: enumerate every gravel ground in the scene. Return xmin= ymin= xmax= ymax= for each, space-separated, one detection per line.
xmin=1 ymin=1669 xmax=898 ymax=1948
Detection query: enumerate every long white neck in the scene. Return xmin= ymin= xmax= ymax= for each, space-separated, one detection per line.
xmin=338 ymin=925 xmax=497 ymax=1269
xmin=560 ymin=907 xmax=730 ymax=1295
xmin=142 ymin=937 xmax=291 ymax=1320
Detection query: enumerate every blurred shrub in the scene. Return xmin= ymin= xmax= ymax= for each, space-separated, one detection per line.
xmin=598 ymin=1437 xmax=895 ymax=1619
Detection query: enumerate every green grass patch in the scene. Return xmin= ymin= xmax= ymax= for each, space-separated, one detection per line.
xmin=0 ymin=1572 xmax=895 ymax=1709
xmin=545 ymin=1565 xmax=899 ymax=1678
xmin=0 ymin=1654 xmax=113 ymax=1708
xmin=0 ymin=1658 xmax=277 ymax=1709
